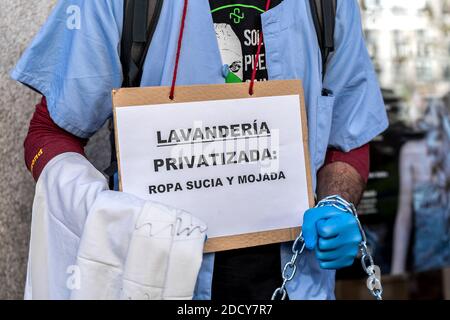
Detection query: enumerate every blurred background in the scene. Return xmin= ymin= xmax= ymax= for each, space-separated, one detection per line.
xmin=335 ymin=0 xmax=450 ymax=300
xmin=0 ymin=0 xmax=449 ymax=299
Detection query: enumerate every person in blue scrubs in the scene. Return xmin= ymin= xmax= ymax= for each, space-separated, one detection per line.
xmin=12 ymin=0 xmax=388 ymax=300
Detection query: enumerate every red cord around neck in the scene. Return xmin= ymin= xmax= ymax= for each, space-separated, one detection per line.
xmin=170 ymin=0 xmax=271 ymax=99
xmin=170 ymin=0 xmax=189 ymax=100
xmin=249 ymin=0 xmax=272 ymax=95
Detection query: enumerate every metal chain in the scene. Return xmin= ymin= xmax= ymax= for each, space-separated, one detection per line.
xmin=360 ymin=242 xmax=383 ymax=300
xmin=271 ymin=233 xmax=306 ymax=300
xmin=271 ymin=195 xmax=383 ymax=301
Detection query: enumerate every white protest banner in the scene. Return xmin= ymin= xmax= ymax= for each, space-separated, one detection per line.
xmin=113 ymin=80 xmax=313 ymax=252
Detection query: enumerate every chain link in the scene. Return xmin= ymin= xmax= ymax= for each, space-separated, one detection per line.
xmin=271 ymin=233 xmax=305 ymax=300
xmin=271 ymin=195 xmax=383 ymax=301
xmin=360 ymin=242 xmax=383 ymax=300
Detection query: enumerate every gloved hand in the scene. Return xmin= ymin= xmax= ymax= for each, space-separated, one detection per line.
xmin=302 ymin=205 xmax=362 ymax=270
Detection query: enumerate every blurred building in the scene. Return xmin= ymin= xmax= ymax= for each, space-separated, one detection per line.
xmin=360 ymin=0 xmax=450 ymax=123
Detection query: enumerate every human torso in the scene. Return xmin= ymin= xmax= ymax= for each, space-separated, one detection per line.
xmin=209 ymin=0 xmax=284 ymax=299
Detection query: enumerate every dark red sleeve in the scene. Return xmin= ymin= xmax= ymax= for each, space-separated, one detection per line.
xmin=322 ymin=144 xmax=370 ymax=183
xmin=24 ymin=97 xmax=88 ymax=181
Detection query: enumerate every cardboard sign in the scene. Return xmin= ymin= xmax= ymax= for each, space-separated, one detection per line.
xmin=112 ymin=80 xmax=313 ymax=252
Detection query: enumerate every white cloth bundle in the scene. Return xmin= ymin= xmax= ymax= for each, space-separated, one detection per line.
xmin=25 ymin=153 xmax=207 ymax=300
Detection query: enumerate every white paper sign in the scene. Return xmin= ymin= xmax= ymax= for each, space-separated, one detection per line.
xmin=115 ymin=94 xmax=310 ymax=239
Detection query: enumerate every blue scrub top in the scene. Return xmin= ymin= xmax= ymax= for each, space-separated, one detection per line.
xmin=11 ymin=0 xmax=388 ymax=300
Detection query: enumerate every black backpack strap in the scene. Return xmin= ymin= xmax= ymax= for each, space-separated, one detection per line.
xmin=106 ymin=0 xmax=164 ymax=189
xmin=121 ymin=0 xmax=164 ymax=88
xmin=310 ymin=0 xmax=336 ymax=94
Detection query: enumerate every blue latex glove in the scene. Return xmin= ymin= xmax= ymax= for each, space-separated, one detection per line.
xmin=303 ymin=205 xmax=362 ymax=270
